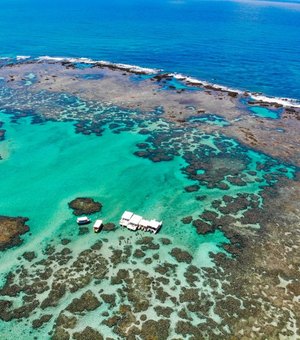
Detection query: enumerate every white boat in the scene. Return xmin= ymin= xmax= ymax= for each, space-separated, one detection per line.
xmin=93 ymin=219 xmax=103 ymax=233
xmin=120 ymin=211 xmax=133 ymax=227
xmin=127 ymin=214 xmax=143 ymax=231
xmin=147 ymin=219 xmax=163 ymax=234
xmin=76 ymin=216 xmax=91 ymax=225
xmin=120 ymin=211 xmax=162 ymax=233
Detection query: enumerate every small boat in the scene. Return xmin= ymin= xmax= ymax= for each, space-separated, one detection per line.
xmin=120 ymin=210 xmax=162 ymax=234
xmin=93 ymin=219 xmax=103 ymax=233
xmin=76 ymin=216 xmax=91 ymax=225
xmin=120 ymin=211 xmax=133 ymax=227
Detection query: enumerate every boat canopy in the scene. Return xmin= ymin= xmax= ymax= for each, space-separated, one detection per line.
xmin=129 ymin=214 xmax=143 ymax=225
xmin=77 ymin=216 xmax=90 ymax=222
xmin=93 ymin=219 xmax=103 ymax=229
xmin=148 ymin=219 xmax=162 ymax=230
xmin=121 ymin=211 xmax=133 ymax=221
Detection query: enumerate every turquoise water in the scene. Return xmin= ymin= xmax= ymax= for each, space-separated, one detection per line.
xmin=188 ymin=114 xmax=230 ymax=127
xmin=250 ymin=106 xmax=281 ymax=119
xmin=0 ymin=106 xmax=295 ymax=255
xmin=0 ymin=0 xmax=300 ymax=99
xmin=0 ymin=112 xmax=228 ymax=256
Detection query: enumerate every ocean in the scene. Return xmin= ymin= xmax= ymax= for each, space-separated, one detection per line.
xmin=0 ymin=0 xmax=300 ymax=99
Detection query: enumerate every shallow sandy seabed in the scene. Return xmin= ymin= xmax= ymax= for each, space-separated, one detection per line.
xmin=0 ymin=60 xmax=299 ymax=339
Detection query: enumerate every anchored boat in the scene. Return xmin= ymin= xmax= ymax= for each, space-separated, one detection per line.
xmin=120 ymin=211 xmax=162 ymax=234
xmin=76 ymin=216 xmax=91 ymax=225
xmin=93 ymin=219 xmax=103 ymax=233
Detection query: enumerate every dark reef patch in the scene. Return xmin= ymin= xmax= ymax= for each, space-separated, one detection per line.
xmin=0 ymin=121 xmax=6 ymax=141
xmin=32 ymin=314 xmax=52 ymax=329
xmin=68 ymin=197 xmax=102 ymax=216
xmin=170 ymin=248 xmax=193 ymax=264
xmin=0 ymin=216 xmax=30 ymax=251
xmin=66 ymin=290 xmax=101 ymax=314
xmin=73 ymin=326 xmax=104 ymax=340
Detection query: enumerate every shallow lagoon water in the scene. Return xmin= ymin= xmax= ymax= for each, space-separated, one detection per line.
xmin=250 ymin=106 xmax=281 ymax=119
xmin=0 ymin=110 xmax=229 ymax=260
xmin=0 ymin=109 xmax=233 ymax=338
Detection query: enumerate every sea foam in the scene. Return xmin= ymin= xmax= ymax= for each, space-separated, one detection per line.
xmin=3 ymin=55 xmax=300 ymax=108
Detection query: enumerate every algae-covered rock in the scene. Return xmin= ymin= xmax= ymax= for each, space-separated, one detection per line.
xmin=52 ymin=327 xmax=70 ymax=340
xmin=73 ymin=326 xmax=104 ymax=340
xmin=66 ymin=290 xmax=101 ymax=313
xmin=0 ymin=216 xmax=30 ymax=251
xmin=102 ymin=222 xmax=116 ymax=231
xmin=22 ymin=251 xmax=36 ymax=262
xmin=170 ymin=247 xmax=193 ymax=264
xmin=140 ymin=319 xmax=170 ymax=340
xmin=68 ymin=197 xmax=102 ymax=216
xmin=192 ymin=219 xmax=215 ymax=235
xmin=32 ymin=314 xmax=52 ymax=329
xmin=181 ymin=216 xmax=192 ymax=224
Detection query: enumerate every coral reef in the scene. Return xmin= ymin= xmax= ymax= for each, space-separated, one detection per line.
xmin=0 ymin=216 xmax=30 ymax=251
xmin=68 ymin=197 xmax=102 ymax=216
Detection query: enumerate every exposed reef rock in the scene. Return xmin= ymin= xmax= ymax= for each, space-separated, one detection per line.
xmin=68 ymin=197 xmax=102 ymax=216
xmin=0 ymin=216 xmax=30 ymax=251
xmin=170 ymin=248 xmax=193 ymax=264
xmin=66 ymin=290 xmax=101 ymax=314
xmin=140 ymin=319 xmax=170 ymax=340
xmin=73 ymin=326 xmax=104 ymax=340
xmin=32 ymin=314 xmax=52 ymax=329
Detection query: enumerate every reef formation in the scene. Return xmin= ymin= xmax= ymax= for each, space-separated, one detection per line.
xmin=0 ymin=216 xmax=30 ymax=251
xmin=68 ymin=197 xmax=102 ymax=216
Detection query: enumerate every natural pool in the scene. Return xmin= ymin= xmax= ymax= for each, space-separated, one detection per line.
xmin=250 ymin=106 xmax=281 ymax=119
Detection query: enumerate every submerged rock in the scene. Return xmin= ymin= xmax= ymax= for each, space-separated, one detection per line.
xmin=22 ymin=251 xmax=36 ymax=262
xmin=102 ymin=222 xmax=116 ymax=231
xmin=32 ymin=314 xmax=52 ymax=329
xmin=73 ymin=326 xmax=104 ymax=340
xmin=66 ymin=290 xmax=101 ymax=314
xmin=140 ymin=319 xmax=170 ymax=340
xmin=181 ymin=216 xmax=193 ymax=224
xmin=192 ymin=219 xmax=215 ymax=235
xmin=0 ymin=216 xmax=30 ymax=251
xmin=170 ymin=248 xmax=193 ymax=264
xmin=184 ymin=184 xmax=200 ymax=192
xmin=68 ymin=197 xmax=102 ymax=216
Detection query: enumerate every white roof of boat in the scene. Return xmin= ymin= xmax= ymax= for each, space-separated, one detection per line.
xmin=77 ymin=216 xmax=89 ymax=221
xmin=148 ymin=220 xmax=162 ymax=229
xmin=93 ymin=219 xmax=103 ymax=227
xmin=127 ymin=224 xmax=138 ymax=231
xmin=122 ymin=211 xmax=133 ymax=220
xmin=129 ymin=214 xmax=143 ymax=225
xmin=139 ymin=219 xmax=148 ymax=227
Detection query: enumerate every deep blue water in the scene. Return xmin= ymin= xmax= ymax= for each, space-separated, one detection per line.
xmin=1 ymin=0 xmax=300 ymax=99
